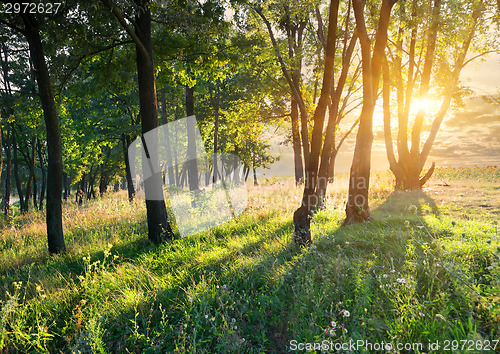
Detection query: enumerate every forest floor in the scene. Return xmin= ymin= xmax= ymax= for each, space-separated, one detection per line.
xmin=0 ymin=167 xmax=498 ymax=353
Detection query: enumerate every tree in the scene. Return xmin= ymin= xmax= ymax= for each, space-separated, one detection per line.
xmin=292 ymin=0 xmax=341 ymax=245
xmin=21 ymin=12 xmax=66 ymax=253
xmin=343 ymin=0 xmax=397 ymax=225
xmin=0 ymin=7 xmax=67 ymax=253
xmin=383 ymin=0 xmax=492 ymax=190
xmin=101 ymin=0 xmax=174 ymax=243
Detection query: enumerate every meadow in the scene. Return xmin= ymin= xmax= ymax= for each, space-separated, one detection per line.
xmin=0 ymin=167 xmax=499 ymax=353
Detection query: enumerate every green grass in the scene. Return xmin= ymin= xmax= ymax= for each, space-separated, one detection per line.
xmin=0 ymin=168 xmax=499 ymax=353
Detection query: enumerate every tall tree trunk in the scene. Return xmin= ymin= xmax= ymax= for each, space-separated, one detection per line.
xmin=101 ymin=0 xmax=174 ymax=242
xmin=290 ymin=96 xmax=304 ymax=184
xmin=21 ymin=12 xmax=66 ymax=253
xmin=344 ymin=0 xmax=396 ymax=224
xmin=160 ymin=88 xmax=175 ymax=186
xmin=63 ymin=171 xmax=70 ymax=200
xmin=33 ymin=141 xmax=38 ymax=210
xmin=1 ymin=125 xmax=11 ymax=215
xmin=384 ymin=0 xmax=481 ymax=191
xmin=185 ymin=82 xmax=199 ymax=206
xmin=38 ymin=142 xmax=46 ymax=210
xmin=0 ymin=44 xmax=14 ymax=216
xmin=27 ymin=138 xmax=36 ymax=211
xmin=122 ymin=133 xmax=136 ymax=202
xmin=12 ymin=131 xmax=25 ymax=212
xmin=209 ymin=85 xmax=221 ymax=184
xmin=134 ymin=0 xmax=173 ymax=243
xmin=293 ymin=0 xmax=340 ymax=245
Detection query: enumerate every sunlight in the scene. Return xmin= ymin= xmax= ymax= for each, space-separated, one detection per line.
xmin=410 ymin=97 xmax=441 ymax=116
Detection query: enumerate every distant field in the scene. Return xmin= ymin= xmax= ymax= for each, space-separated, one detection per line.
xmin=0 ymin=167 xmax=498 ymax=352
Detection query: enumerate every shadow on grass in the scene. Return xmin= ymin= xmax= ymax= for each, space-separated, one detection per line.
xmin=373 ymin=190 xmax=440 ymax=218
xmin=6 ymin=190 xmax=489 ymax=353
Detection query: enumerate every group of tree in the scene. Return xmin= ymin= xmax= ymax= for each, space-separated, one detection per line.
xmin=0 ymin=0 xmax=497 ymax=252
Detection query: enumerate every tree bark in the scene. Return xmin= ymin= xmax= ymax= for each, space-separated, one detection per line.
xmin=1 ymin=124 xmax=12 ymax=215
xmin=21 ymin=12 xmax=66 ymax=253
xmin=38 ymin=142 xmax=46 ymax=210
xmin=290 ymin=96 xmax=304 ymax=184
xmin=133 ymin=0 xmax=173 ymax=243
xmin=12 ymin=131 xmax=25 ymax=212
xmin=293 ymin=0 xmax=340 ymax=245
xmin=209 ymin=85 xmax=221 ymax=184
xmin=185 ymin=82 xmax=199 ymax=206
xmin=160 ymin=88 xmax=175 ymax=186
xmin=122 ymin=133 xmax=136 ymax=202
xmin=344 ymin=0 xmax=396 ymax=225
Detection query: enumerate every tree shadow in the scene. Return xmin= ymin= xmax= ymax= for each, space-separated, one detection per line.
xmin=0 ymin=210 xmax=290 ymax=304
xmin=373 ymin=190 xmax=440 ymax=218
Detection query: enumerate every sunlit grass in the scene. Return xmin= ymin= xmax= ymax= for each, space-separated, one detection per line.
xmin=0 ymin=167 xmax=498 ymax=352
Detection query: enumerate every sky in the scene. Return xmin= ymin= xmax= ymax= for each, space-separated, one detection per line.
xmin=259 ymin=52 xmax=500 ymax=177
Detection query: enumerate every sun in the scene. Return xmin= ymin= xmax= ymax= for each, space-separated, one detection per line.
xmin=411 ymin=97 xmax=441 ymax=115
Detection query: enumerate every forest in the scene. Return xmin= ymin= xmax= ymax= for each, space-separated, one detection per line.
xmin=0 ymin=0 xmax=499 ymax=352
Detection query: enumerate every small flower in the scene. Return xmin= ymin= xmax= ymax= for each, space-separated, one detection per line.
xmin=390 ymin=269 xmax=396 ymax=274
xmin=343 ymin=328 xmax=348 ymax=333
xmin=343 ymin=310 xmax=350 ymax=317
xmin=331 ymin=321 xmax=336 ymax=328
xmin=397 ymin=278 xmax=406 ymax=284
xmin=419 ymin=312 xmax=425 ymax=317
xmin=188 ymin=297 xmax=193 ymax=303
xmin=205 ymin=315 xmax=208 ymax=319
xmin=329 ymin=329 xmax=335 ymax=336
xmin=242 ymin=338 xmax=246 ymax=342
xmin=486 ymin=266 xmax=494 ymax=271
xmin=383 ymin=274 xmax=388 ymax=278
xmin=231 ymin=318 xmax=236 ymax=323
xmin=234 ymin=325 xmax=237 ymax=329
xmin=404 ymin=220 xmax=410 ymax=227
xmin=408 ymin=205 xmax=417 ymax=214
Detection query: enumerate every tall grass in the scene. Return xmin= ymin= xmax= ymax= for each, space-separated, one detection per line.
xmin=0 ymin=168 xmax=498 ymax=352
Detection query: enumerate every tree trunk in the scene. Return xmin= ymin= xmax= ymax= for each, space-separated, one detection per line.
xmin=134 ymin=0 xmax=173 ymax=243
xmin=160 ymin=88 xmax=175 ymax=186
xmin=0 ymin=44 xmax=14 ymax=215
xmin=209 ymin=85 xmax=221 ymax=184
xmin=38 ymin=142 xmax=46 ymax=210
xmin=27 ymin=138 xmax=36 ymax=210
xmin=1 ymin=125 xmax=11 ymax=215
xmin=290 ymin=96 xmax=304 ymax=184
xmin=21 ymin=13 xmax=66 ymax=253
xmin=185 ymin=82 xmax=199 ymax=206
xmin=63 ymin=171 xmax=70 ymax=200
xmin=344 ymin=0 xmax=396 ymax=225
xmin=12 ymin=131 xmax=26 ymax=213
xmin=293 ymin=0 xmax=340 ymax=245
xmin=122 ymin=133 xmax=136 ymax=201
xmin=33 ymin=146 xmax=38 ymax=210
xmin=384 ymin=0 xmax=481 ymax=191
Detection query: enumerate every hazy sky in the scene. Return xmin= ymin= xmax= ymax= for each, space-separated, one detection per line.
xmin=260 ymin=52 xmax=500 ymax=177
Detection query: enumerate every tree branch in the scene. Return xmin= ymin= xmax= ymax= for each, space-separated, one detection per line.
xmin=100 ymin=0 xmax=148 ymax=59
